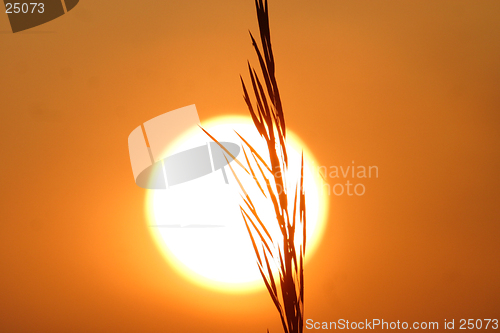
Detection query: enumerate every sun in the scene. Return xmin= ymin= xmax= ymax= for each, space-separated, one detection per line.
xmin=145 ymin=115 xmax=328 ymax=293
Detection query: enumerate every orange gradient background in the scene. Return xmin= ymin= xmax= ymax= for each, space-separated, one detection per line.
xmin=0 ymin=1 xmax=499 ymax=332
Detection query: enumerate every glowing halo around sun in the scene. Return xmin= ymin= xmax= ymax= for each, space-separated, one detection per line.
xmin=145 ymin=115 xmax=328 ymax=293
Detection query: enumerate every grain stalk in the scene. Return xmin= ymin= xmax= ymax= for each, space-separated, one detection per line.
xmin=201 ymin=1 xmax=306 ymax=332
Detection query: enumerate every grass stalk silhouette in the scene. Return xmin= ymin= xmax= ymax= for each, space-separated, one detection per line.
xmin=202 ymin=1 xmax=306 ymax=332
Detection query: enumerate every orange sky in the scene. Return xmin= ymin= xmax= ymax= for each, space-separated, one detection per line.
xmin=1 ymin=1 xmax=499 ymax=332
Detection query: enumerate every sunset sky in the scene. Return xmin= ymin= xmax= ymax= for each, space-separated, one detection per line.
xmin=1 ymin=1 xmax=499 ymax=332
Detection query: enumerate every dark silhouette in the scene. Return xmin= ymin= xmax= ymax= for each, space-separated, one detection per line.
xmin=202 ymin=1 xmax=307 ymax=332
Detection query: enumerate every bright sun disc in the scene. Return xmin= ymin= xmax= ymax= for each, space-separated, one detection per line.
xmin=145 ymin=115 xmax=328 ymax=293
